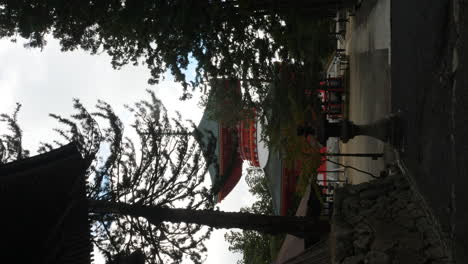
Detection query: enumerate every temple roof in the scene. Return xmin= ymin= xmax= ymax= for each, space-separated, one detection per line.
xmin=0 ymin=142 xmax=92 ymax=264
xmin=195 ymin=79 xmax=243 ymax=201
xmin=263 ymin=149 xmax=283 ymax=215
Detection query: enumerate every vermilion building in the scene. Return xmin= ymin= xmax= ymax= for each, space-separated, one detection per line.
xmin=196 ymin=79 xmax=244 ymax=202
xmin=197 ymin=78 xmax=320 ymax=215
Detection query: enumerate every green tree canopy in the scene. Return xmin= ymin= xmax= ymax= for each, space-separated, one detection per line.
xmin=0 ymin=0 xmax=344 ymax=100
xmin=0 ymin=0 xmax=289 ymax=99
xmin=224 ymin=168 xmax=282 ymax=264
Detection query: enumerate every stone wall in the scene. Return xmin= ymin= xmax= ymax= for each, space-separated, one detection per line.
xmin=331 ymin=174 xmax=452 ymax=264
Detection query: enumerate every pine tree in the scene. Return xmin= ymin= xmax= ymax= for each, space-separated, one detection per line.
xmin=5 ymin=91 xmax=213 ymax=264
xmin=0 ymin=103 xmax=29 ymax=163
xmin=0 ymin=91 xmax=330 ymax=264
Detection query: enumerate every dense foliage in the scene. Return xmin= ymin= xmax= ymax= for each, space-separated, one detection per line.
xmin=0 ymin=91 xmax=215 ymax=264
xmin=0 ymin=103 xmax=29 ymax=163
xmin=0 ymin=0 xmax=290 ymax=99
xmin=0 ymin=0 xmax=338 ymax=102
xmin=224 ymin=168 xmax=283 ymax=264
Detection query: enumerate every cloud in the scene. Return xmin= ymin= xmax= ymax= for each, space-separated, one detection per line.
xmin=0 ymin=37 xmax=205 ymax=151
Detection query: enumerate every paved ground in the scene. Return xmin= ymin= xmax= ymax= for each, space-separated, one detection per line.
xmin=340 ymin=0 xmax=393 ymax=184
xmin=339 ymin=0 xmax=468 ymax=261
xmin=342 ymin=0 xmax=468 ymax=262
xmin=392 ymin=0 xmax=468 ymax=262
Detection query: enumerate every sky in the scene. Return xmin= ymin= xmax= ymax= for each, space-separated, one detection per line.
xmin=0 ymin=37 xmax=255 ymax=264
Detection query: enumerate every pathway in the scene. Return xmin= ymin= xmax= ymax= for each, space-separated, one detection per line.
xmin=339 ymin=0 xmax=393 ymax=184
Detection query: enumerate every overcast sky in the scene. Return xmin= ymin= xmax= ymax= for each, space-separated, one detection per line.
xmin=0 ymin=37 xmax=254 ymax=264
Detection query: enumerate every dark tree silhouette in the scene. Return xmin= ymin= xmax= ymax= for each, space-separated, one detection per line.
xmin=0 ymin=103 xmax=29 ymax=163
xmin=0 ymin=91 xmax=329 ymax=264
xmin=1 ymin=91 xmax=214 ymax=264
xmin=0 ymin=0 xmax=352 ymax=99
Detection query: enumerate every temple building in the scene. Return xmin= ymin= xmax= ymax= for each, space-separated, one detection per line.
xmin=196 ymin=79 xmax=245 ymax=202
xmin=197 ymin=75 xmax=330 ymax=215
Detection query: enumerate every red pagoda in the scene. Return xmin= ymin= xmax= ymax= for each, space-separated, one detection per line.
xmin=198 ymin=63 xmax=340 ymax=215
xmin=197 ymin=78 xmax=308 ymax=215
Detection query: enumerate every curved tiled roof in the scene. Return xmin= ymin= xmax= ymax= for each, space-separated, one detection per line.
xmin=195 ymin=78 xmax=243 ymax=202
xmin=0 ymin=142 xmax=92 ymax=264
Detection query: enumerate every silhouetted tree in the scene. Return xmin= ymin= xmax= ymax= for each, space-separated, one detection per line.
xmin=0 ymin=91 xmax=329 ymax=264
xmin=108 ymin=250 xmax=145 ymax=264
xmin=3 ymin=91 xmax=214 ymax=264
xmin=0 ymin=103 xmax=29 ymax=163
xmin=0 ymin=0 xmax=350 ymax=99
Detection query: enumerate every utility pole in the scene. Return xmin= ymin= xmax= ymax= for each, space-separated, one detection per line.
xmin=321 ymin=152 xmax=384 ymax=160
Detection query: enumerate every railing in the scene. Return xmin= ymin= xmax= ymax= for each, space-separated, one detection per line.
xmin=317 ymin=178 xmax=347 ymax=218
xmin=238 ymin=118 xmax=261 ymax=167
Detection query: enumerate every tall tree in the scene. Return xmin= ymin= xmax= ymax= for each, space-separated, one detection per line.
xmin=1 ymin=91 xmax=215 ymax=264
xmin=0 ymin=0 xmax=349 ymax=99
xmin=0 ymin=91 xmax=329 ymax=264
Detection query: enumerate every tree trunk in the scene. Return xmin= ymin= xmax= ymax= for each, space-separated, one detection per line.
xmin=89 ymin=200 xmax=329 ymax=238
